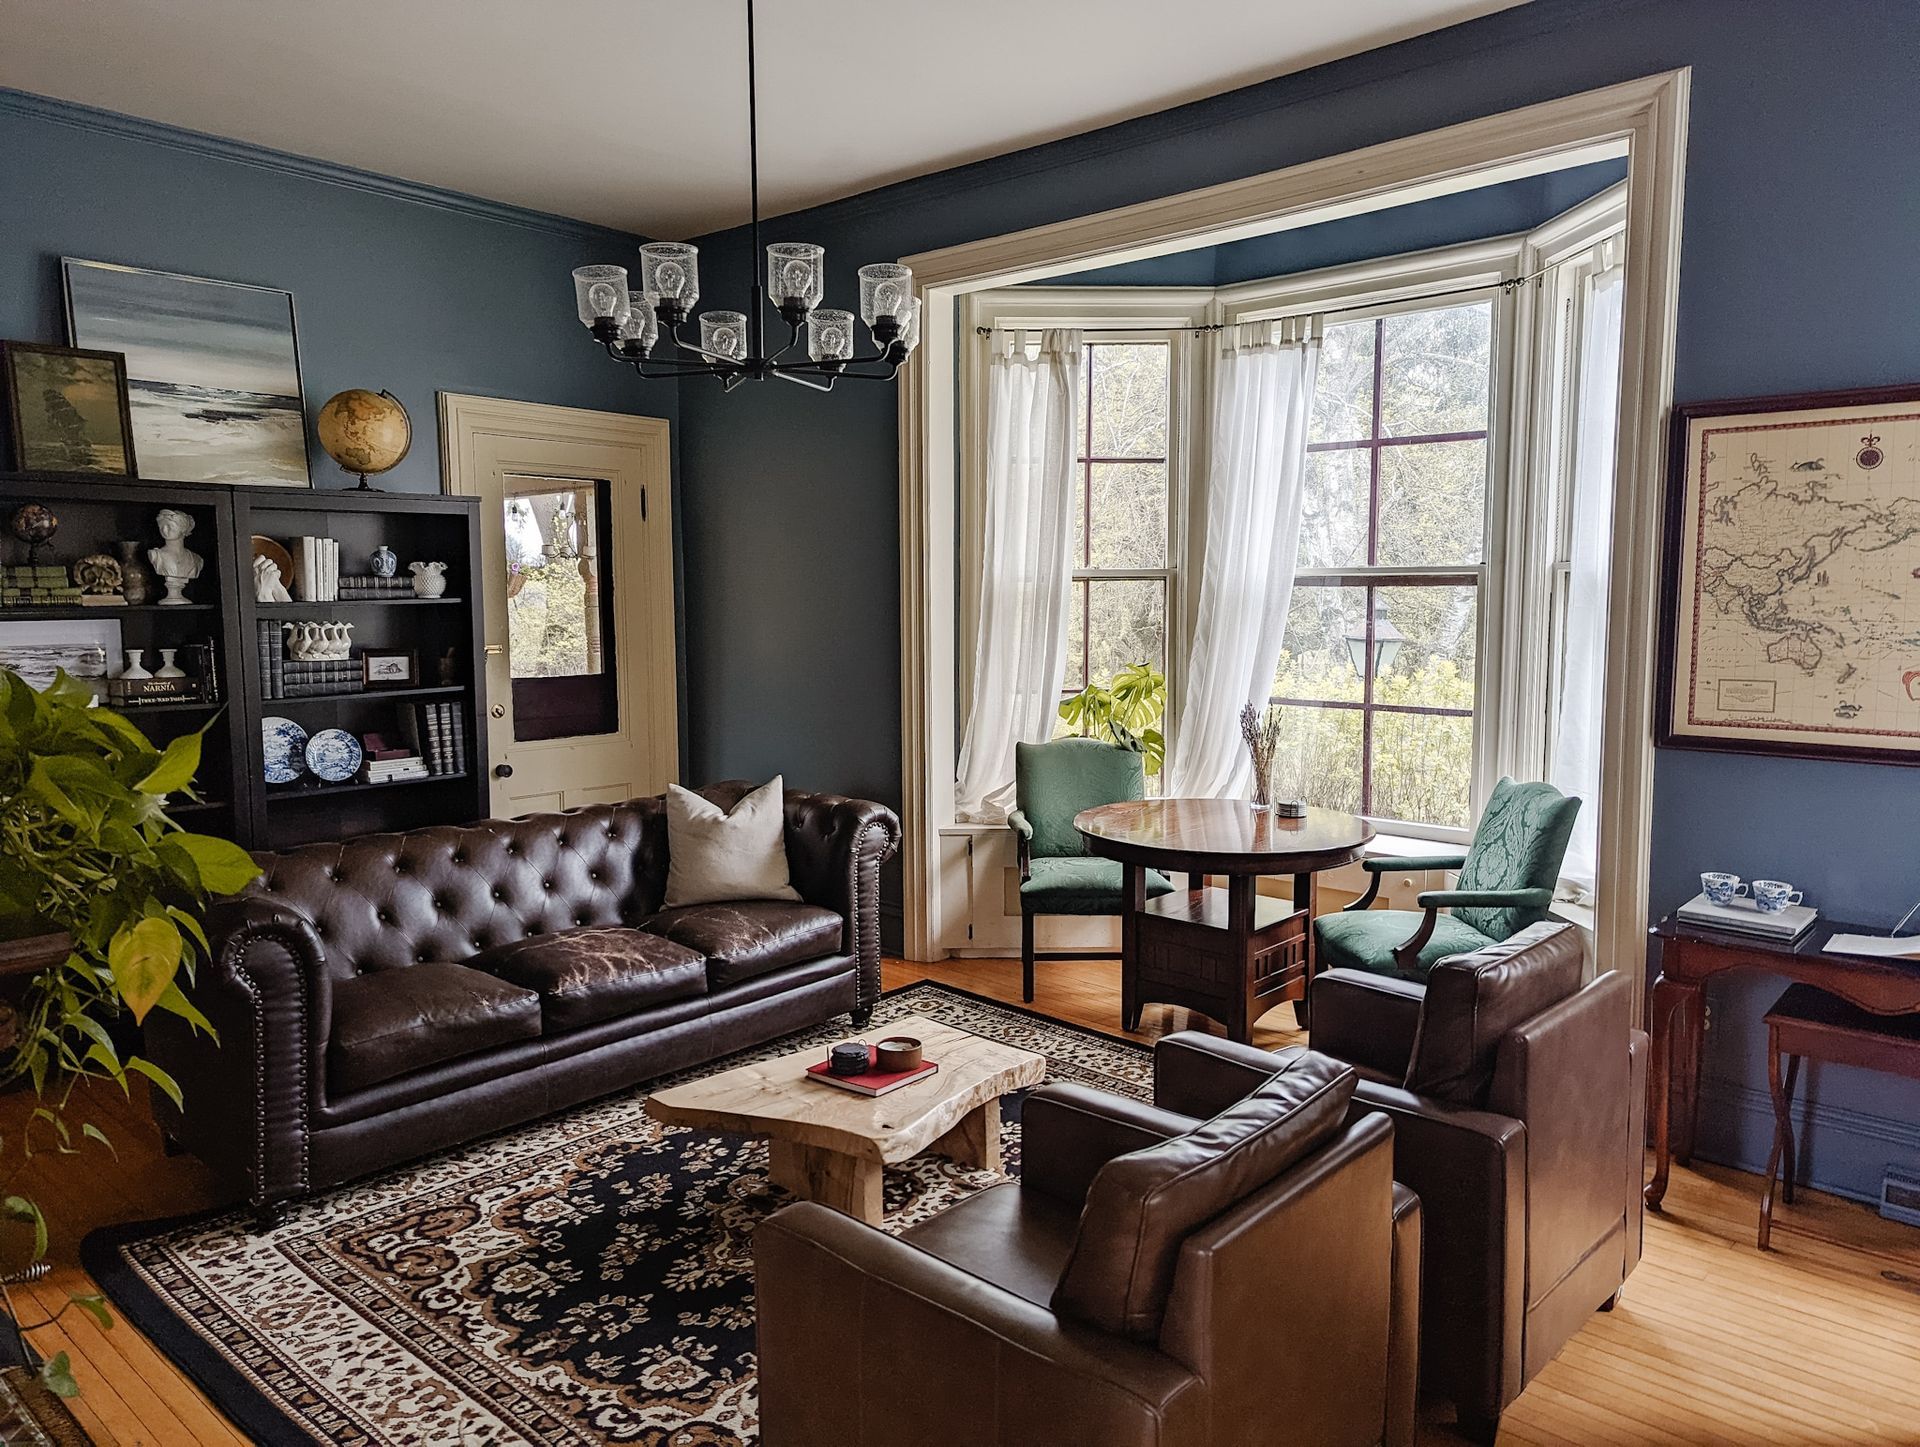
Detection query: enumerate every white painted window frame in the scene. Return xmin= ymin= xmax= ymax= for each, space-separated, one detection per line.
xmin=895 ymin=72 xmax=1691 ymax=1016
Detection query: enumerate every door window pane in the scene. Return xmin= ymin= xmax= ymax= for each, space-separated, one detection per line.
xmin=505 ymin=478 xmax=617 ymax=741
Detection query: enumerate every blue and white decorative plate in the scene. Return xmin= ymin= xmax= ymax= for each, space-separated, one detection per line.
xmin=262 ymin=716 xmax=308 ymax=784
xmin=305 ymin=728 xmax=363 ymax=783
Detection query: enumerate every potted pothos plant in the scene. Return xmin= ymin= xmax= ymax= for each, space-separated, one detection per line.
xmin=1058 ymin=662 xmax=1167 ymax=776
xmin=0 ymin=669 xmax=258 ymax=1399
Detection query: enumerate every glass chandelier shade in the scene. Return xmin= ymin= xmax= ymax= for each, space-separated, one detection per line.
xmin=700 ymin=311 xmax=749 ymax=361
xmin=807 ymin=308 xmax=855 ymax=362
xmin=569 ymin=1 xmax=917 ymax=393
xmin=767 ymin=242 xmax=825 ymax=310
xmin=857 ymin=263 xmax=914 ymax=327
xmin=572 ymin=266 xmax=631 ymax=327
xmin=640 ymin=242 xmax=700 ymax=308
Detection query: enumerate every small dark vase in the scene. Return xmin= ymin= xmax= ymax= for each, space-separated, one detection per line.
xmin=116 ymin=540 xmax=154 ymax=605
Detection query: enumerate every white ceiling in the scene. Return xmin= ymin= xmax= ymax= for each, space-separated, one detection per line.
xmin=0 ymin=0 xmax=1532 ymax=238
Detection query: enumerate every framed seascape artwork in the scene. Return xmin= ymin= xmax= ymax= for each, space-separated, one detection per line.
xmin=1661 ymin=384 xmax=1920 ymax=763
xmin=62 ymin=258 xmax=312 ymax=488
xmin=0 ymin=342 xmax=137 ymax=476
xmin=0 ymin=618 xmax=122 ymax=697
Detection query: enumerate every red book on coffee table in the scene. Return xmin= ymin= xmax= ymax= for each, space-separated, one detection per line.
xmin=804 ymin=1046 xmax=941 ymax=1097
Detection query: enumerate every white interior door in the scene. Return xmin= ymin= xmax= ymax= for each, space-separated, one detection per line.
xmin=439 ymin=395 xmax=676 ymax=815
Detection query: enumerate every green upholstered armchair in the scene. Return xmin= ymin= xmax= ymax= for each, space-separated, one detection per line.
xmin=1313 ymin=777 xmax=1580 ymax=981
xmin=1011 ymin=737 xmax=1173 ymax=1002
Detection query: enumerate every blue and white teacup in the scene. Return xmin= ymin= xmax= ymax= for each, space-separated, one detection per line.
xmin=1751 ymin=879 xmax=1803 ymax=914
xmin=1701 ymin=872 xmax=1746 ymax=906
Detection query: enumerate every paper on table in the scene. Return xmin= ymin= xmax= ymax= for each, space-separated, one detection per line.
xmin=1825 ymin=932 xmax=1920 ymax=960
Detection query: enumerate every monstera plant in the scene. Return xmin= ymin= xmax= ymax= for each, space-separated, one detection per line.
xmin=0 ymin=669 xmax=257 ymax=1396
xmin=1058 ymin=662 xmax=1168 ymax=776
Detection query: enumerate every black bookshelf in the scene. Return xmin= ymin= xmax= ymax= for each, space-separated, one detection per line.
xmin=0 ymin=475 xmax=488 ymax=850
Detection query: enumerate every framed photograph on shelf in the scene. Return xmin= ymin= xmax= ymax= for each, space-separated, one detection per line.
xmin=0 ymin=617 xmax=123 ymax=697
xmin=62 ymin=258 xmax=312 ymax=488
xmin=0 ymin=342 xmax=137 ymax=476
xmin=1661 ymin=383 xmax=1920 ymax=763
xmin=362 ymin=648 xmax=418 ymax=689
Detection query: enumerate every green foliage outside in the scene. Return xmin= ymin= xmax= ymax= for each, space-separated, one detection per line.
xmin=507 ymin=559 xmax=595 ymax=679
xmin=0 ymin=670 xmax=258 ymax=1395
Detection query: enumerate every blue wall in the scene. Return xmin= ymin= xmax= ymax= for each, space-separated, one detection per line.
xmin=0 ymin=92 xmax=674 ymax=496
xmin=1046 ymin=158 xmax=1627 ymax=287
xmin=681 ymin=0 xmax=1920 ymax=1201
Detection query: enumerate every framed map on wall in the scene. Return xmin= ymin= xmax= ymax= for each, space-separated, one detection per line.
xmin=1661 ymin=384 xmax=1920 ymax=762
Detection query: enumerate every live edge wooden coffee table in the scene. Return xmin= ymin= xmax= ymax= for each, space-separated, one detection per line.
xmin=644 ymin=1015 xmax=1046 ymax=1226
xmin=1076 ymin=799 xmax=1373 ymax=1044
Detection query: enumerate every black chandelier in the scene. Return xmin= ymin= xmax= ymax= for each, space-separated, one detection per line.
xmin=570 ymin=0 xmax=919 ymax=392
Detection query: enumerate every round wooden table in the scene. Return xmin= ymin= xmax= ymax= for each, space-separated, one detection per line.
xmin=1075 ymin=799 xmax=1373 ymax=1042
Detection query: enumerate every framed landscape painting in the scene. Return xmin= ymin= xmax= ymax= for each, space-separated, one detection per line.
xmin=63 ymin=258 xmax=312 ymax=487
xmin=1660 ymin=383 xmax=1920 ymax=763
xmin=0 ymin=342 xmax=136 ymax=475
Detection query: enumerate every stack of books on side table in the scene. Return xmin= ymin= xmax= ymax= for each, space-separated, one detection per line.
xmin=1677 ymin=892 xmax=1818 ymax=943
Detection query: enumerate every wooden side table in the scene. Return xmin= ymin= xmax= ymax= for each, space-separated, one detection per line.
xmin=1074 ymin=800 xmax=1372 ymax=1043
xmin=1759 ymin=984 xmax=1920 ymax=1249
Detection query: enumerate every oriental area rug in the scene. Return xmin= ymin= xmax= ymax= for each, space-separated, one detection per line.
xmin=83 ymin=983 xmax=1154 ymax=1447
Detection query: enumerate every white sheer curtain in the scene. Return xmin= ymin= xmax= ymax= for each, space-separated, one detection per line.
xmin=954 ymin=328 xmax=1084 ymax=822
xmin=1166 ymin=317 xmax=1322 ymax=798
xmin=1551 ymin=256 xmax=1624 ymax=894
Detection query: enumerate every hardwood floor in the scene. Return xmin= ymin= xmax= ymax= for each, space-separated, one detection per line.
xmin=1 ymin=957 xmax=1913 ymax=1444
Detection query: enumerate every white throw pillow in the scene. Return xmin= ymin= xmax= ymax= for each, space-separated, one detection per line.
xmin=663 ymin=777 xmax=801 ymax=907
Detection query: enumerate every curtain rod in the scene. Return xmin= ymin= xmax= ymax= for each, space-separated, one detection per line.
xmin=973 ymin=263 xmax=1563 ymax=336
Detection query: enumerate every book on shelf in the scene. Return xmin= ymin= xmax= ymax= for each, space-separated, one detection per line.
xmin=290 ymin=537 xmax=341 ymax=602
xmin=361 ymin=756 xmax=428 ymax=784
xmin=337 ymin=575 xmax=412 ymax=599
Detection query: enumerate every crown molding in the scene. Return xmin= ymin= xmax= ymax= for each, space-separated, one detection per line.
xmin=0 ymin=88 xmax=646 ymax=246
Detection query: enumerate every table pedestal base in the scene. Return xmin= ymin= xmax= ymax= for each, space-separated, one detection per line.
xmin=1125 ymin=880 xmax=1309 ymax=1043
xmin=763 ymin=1098 xmax=1004 ymax=1226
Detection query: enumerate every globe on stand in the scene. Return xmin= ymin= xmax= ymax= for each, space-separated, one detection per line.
xmin=315 ymin=389 xmax=412 ymax=490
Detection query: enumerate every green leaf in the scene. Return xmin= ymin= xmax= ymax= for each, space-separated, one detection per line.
xmin=107 ymin=917 xmax=184 ymax=1024
xmin=134 ymin=731 xmax=201 ymax=796
xmin=81 ymin=1122 xmax=116 ymax=1158
xmin=124 ymin=1056 xmax=183 ymax=1111
xmin=4 ymin=1194 xmax=49 ymax=1260
xmin=68 ymin=1294 xmax=113 ymax=1332
xmin=172 ymin=833 xmax=260 ymax=896
xmin=154 ymin=980 xmax=217 ymax=1040
xmin=40 ymin=1351 xmax=78 ymax=1399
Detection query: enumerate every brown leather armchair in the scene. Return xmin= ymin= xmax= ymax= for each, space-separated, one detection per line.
xmin=756 ymin=1048 xmax=1422 ymax=1447
xmin=1156 ymin=922 xmax=1647 ymax=1443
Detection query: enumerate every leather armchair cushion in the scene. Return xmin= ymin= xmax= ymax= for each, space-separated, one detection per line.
xmin=1019 ymin=857 xmax=1175 ymax=915
xmin=901 ymin=1180 xmax=1083 ymax=1308
xmin=1403 ymin=920 xmax=1585 ymax=1106
xmin=1053 ymin=1050 xmax=1356 ymax=1341
xmin=641 ymin=901 xmax=843 ymax=989
xmin=1314 ymin=909 xmax=1494 ymax=980
xmin=467 ymin=925 xmax=707 ymax=1032
xmin=328 ymin=962 xmax=542 ymax=1095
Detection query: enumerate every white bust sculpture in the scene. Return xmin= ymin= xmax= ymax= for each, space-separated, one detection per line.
xmin=253 ymin=554 xmax=292 ymax=603
xmin=149 ymin=508 xmax=204 ymax=606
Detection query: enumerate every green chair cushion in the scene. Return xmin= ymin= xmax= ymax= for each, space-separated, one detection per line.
xmin=1021 ymin=857 xmax=1174 ymax=916
xmin=1015 ymin=738 xmax=1149 ymax=859
xmin=1313 ymin=909 xmax=1496 ymax=982
xmin=1452 ymin=778 xmax=1581 ymax=941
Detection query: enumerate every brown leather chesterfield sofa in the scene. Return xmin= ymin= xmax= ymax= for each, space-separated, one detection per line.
xmin=756 ymin=1046 xmax=1422 ymax=1447
xmin=1155 ymin=922 xmax=1646 ymax=1444
xmin=147 ymin=782 xmax=899 ymax=1225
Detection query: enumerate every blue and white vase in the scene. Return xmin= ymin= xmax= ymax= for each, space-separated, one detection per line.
xmin=370 ymin=545 xmax=398 ymax=579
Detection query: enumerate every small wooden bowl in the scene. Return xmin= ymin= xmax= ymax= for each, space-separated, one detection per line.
xmin=874 ymin=1036 xmax=923 ymax=1073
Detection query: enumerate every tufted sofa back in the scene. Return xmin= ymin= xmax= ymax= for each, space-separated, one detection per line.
xmin=246 ymin=797 xmax=671 ymax=983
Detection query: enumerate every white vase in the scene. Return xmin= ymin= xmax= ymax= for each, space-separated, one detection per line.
xmin=121 ymin=649 xmax=152 ymax=681
xmin=155 ymin=648 xmax=186 ymax=679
